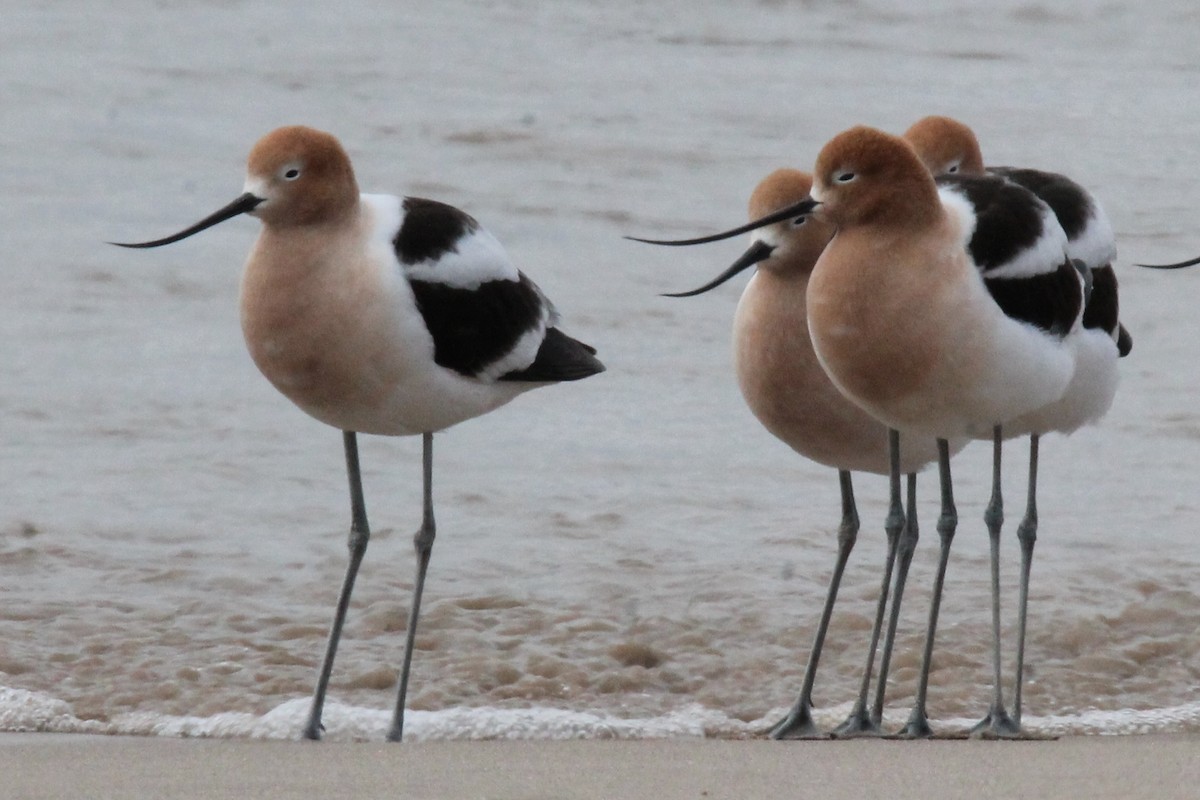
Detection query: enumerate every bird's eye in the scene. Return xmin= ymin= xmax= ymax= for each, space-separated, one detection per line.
xmin=835 ymin=172 xmax=856 ymax=183
xmin=946 ymin=163 xmax=960 ymax=174
xmin=283 ymin=167 xmax=301 ymax=181
xmin=791 ymin=216 xmax=807 ymax=227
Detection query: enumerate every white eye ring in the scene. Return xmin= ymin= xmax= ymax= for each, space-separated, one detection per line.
xmin=283 ymin=167 xmax=301 ymax=181
xmin=946 ymin=163 xmax=960 ymax=174
xmin=790 ymin=216 xmax=807 ymax=227
xmin=835 ymin=172 xmax=856 ymax=183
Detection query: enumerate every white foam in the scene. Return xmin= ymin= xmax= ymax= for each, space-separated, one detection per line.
xmin=0 ymin=686 xmax=105 ymax=735
xmin=5 ymin=684 xmax=1199 ymax=741
xmin=111 ymin=699 xmax=753 ymax=741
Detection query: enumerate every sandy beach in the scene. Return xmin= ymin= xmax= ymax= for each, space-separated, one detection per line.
xmin=2 ymin=734 xmax=1198 ymax=800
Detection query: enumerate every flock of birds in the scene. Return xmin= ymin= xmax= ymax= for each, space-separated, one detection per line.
xmin=113 ymin=117 xmax=1186 ymax=742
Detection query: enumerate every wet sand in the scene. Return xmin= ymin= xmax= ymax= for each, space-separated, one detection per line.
xmin=3 ymin=733 xmax=1199 ymax=800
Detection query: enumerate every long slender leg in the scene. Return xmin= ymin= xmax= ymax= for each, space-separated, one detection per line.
xmin=387 ymin=432 xmax=437 ymax=743
xmin=899 ymin=438 xmax=956 ymax=738
xmin=302 ymin=431 xmax=371 ymax=741
xmin=1014 ymin=434 xmax=1039 ymax=726
xmin=771 ymin=470 xmax=860 ymax=739
xmin=833 ymin=429 xmax=905 ymax=737
xmin=972 ymin=425 xmax=1019 ymax=737
xmin=872 ymin=471 xmax=919 ymax=727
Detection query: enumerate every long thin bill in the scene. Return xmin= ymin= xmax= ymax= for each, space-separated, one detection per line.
xmin=626 ymin=197 xmax=818 ymax=246
xmin=1135 ymin=255 xmax=1200 ymax=270
xmin=662 ymin=239 xmax=775 ymax=298
xmin=110 ymin=192 xmax=264 ymax=248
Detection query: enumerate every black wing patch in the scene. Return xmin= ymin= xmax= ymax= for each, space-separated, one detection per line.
xmin=500 ymin=327 xmax=605 ymax=383
xmin=938 ymin=174 xmax=1047 ymax=274
xmin=993 ymin=169 xmax=1130 ymax=355
xmin=941 ymin=174 xmax=1082 ymax=336
xmin=1082 ymin=265 xmax=1119 ymax=336
xmin=984 ymin=260 xmax=1082 ymax=338
xmin=396 ymin=197 xmax=606 ymax=379
xmin=395 ymin=197 xmax=478 ymax=265
xmin=1084 ymin=265 xmax=1132 ymax=356
xmin=409 ymin=273 xmax=545 ymax=378
xmin=989 ymin=167 xmax=1094 ymax=242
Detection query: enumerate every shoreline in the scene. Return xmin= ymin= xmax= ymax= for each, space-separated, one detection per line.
xmin=3 ymin=733 xmax=1197 ymax=799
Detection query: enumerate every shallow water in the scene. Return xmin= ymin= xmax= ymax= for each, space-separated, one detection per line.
xmin=2 ymin=1 xmax=1200 ymax=740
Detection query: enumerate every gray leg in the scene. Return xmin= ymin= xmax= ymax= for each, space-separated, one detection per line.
xmin=1014 ymin=434 xmax=1039 ymax=726
xmin=899 ymin=438 xmax=956 ymax=738
xmin=387 ymin=432 xmax=437 ymax=742
xmin=303 ymin=431 xmax=371 ymax=741
xmin=872 ymin=471 xmax=918 ymax=727
xmin=771 ymin=470 xmax=860 ymax=739
xmin=833 ymin=429 xmax=905 ymax=738
xmin=972 ymin=425 xmax=1019 ymax=737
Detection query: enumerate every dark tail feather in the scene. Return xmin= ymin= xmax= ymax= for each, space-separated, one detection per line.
xmin=500 ymin=327 xmax=605 ymax=382
xmin=1116 ymin=323 xmax=1132 ymax=357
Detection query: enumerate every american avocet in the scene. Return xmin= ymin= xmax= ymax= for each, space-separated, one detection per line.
xmin=113 ymin=125 xmax=604 ymax=742
xmin=640 ymin=126 xmax=1086 ymax=737
xmin=631 ymin=169 xmax=965 ymax=738
xmin=803 ymin=127 xmax=1088 ymax=738
xmin=905 ymin=115 xmax=1131 ymax=734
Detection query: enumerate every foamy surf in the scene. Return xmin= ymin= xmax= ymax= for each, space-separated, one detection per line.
xmin=5 ymin=685 xmax=1199 ymax=741
xmin=1 ymin=686 xmax=747 ymax=740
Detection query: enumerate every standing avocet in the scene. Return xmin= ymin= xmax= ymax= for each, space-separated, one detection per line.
xmin=631 ymin=168 xmax=965 ymax=737
xmin=113 ymin=125 xmax=604 ymax=742
xmin=905 ymin=115 xmax=1130 ymax=732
